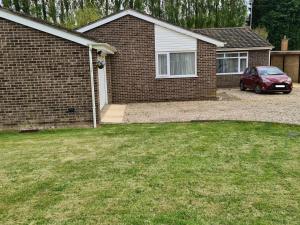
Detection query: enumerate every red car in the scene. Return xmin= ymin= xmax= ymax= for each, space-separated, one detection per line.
xmin=240 ymin=66 xmax=293 ymax=94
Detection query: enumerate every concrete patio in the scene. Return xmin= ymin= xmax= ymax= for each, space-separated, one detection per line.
xmin=101 ymin=104 xmax=126 ymax=123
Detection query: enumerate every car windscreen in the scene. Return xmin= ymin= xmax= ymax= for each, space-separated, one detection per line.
xmin=258 ymin=67 xmax=284 ymax=76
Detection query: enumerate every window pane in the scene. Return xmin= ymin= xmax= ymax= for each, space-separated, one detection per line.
xmin=240 ymin=58 xmax=247 ymax=72
xmin=170 ymin=52 xmax=195 ymax=75
xmin=240 ymin=53 xmax=247 ymax=57
xmin=225 ymin=53 xmax=238 ymax=57
xmin=217 ymin=53 xmax=224 ymax=58
xmin=217 ymin=59 xmax=225 ymax=73
xmin=250 ymin=68 xmax=257 ymax=75
xmin=217 ymin=58 xmax=239 ymax=73
xmin=158 ymin=54 xmax=168 ymax=75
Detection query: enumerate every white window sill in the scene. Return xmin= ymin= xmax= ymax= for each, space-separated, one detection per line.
xmin=156 ymin=75 xmax=198 ymax=79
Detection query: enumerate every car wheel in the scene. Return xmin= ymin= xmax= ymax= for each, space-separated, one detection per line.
xmin=240 ymin=81 xmax=246 ymax=91
xmin=255 ymin=84 xmax=262 ymax=94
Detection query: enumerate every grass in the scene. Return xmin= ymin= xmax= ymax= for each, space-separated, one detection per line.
xmin=0 ymin=121 xmax=299 ymax=225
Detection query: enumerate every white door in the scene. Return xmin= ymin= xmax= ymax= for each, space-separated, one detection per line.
xmin=98 ymin=65 xmax=108 ymax=110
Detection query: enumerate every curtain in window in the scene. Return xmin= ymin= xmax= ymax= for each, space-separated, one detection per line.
xmin=217 ymin=52 xmax=248 ymax=74
xmin=170 ymin=53 xmax=195 ymax=75
xmin=158 ymin=54 xmax=168 ymax=75
xmin=217 ymin=58 xmax=239 ymax=73
xmin=240 ymin=58 xmax=247 ymax=72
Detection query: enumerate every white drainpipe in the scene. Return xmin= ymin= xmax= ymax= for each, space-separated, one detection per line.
xmin=89 ymin=45 xmax=97 ymax=128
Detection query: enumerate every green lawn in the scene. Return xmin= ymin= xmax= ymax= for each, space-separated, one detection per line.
xmin=0 ymin=122 xmax=299 ymax=225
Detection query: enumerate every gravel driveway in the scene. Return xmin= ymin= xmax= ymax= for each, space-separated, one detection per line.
xmin=124 ymin=84 xmax=300 ymax=125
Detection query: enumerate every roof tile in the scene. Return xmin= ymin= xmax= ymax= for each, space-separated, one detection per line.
xmin=193 ymin=27 xmax=273 ymax=49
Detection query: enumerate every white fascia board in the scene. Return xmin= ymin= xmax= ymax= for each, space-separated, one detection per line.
xmin=0 ymin=9 xmax=97 ymax=46
xmin=77 ymin=10 xmax=225 ymax=47
xmin=76 ymin=10 xmax=130 ymax=33
xmin=217 ymin=47 xmax=274 ymax=51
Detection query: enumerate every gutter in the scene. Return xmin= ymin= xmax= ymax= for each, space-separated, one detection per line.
xmin=88 ymin=45 xmax=97 ymax=128
xmin=216 ymin=47 xmax=274 ymax=52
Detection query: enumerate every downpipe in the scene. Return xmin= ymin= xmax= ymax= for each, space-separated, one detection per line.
xmin=89 ymin=46 xmax=97 ymax=128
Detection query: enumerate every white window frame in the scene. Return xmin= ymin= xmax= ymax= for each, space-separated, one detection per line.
xmin=155 ymin=51 xmax=197 ymax=78
xmin=216 ymin=52 xmax=248 ymax=75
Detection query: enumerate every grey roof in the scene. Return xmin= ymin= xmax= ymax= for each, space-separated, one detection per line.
xmin=193 ymin=27 xmax=273 ymax=49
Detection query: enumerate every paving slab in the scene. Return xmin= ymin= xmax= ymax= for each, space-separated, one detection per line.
xmin=101 ymin=104 xmax=127 ymax=123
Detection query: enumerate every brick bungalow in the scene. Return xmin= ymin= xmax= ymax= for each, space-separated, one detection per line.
xmin=194 ymin=28 xmax=273 ymax=87
xmin=77 ymin=10 xmax=273 ymax=101
xmin=0 ymin=7 xmax=116 ymax=129
xmin=77 ymin=10 xmax=225 ymax=104
xmin=0 ymin=8 xmax=272 ymax=129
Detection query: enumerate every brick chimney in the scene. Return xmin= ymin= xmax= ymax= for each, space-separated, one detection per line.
xmin=281 ymin=35 xmax=289 ymax=51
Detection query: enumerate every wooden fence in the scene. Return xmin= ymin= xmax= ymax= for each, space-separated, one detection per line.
xmin=271 ymin=51 xmax=300 ymax=83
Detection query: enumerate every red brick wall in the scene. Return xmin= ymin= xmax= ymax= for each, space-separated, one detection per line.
xmin=217 ymin=50 xmax=270 ymax=88
xmin=84 ymin=15 xmax=217 ymax=103
xmin=0 ymin=18 xmax=99 ymax=129
xmin=249 ymin=50 xmax=270 ymax=67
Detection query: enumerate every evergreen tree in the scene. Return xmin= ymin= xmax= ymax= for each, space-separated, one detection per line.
xmin=165 ymin=0 xmax=181 ymax=25
xmin=41 ymin=0 xmax=47 ymax=20
xmin=146 ymin=0 xmax=163 ymax=18
xmin=20 ymin=0 xmax=30 ymax=13
xmin=31 ymin=0 xmax=42 ymax=18
xmin=59 ymin=0 xmax=65 ymax=23
xmin=13 ymin=0 xmax=21 ymax=11
xmin=112 ymin=0 xmax=122 ymax=12
xmin=48 ymin=0 xmax=57 ymax=23
xmin=1 ymin=0 xmax=249 ymax=32
xmin=253 ymin=0 xmax=300 ymax=50
xmin=65 ymin=4 xmax=101 ymax=29
xmin=3 ymin=0 xmax=13 ymax=7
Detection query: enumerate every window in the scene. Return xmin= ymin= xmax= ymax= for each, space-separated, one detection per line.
xmin=156 ymin=52 xmax=196 ymax=78
xmin=250 ymin=68 xmax=257 ymax=75
xmin=244 ymin=67 xmax=251 ymax=76
xmin=257 ymin=66 xmax=284 ymax=76
xmin=216 ymin=52 xmax=248 ymax=75
xmin=158 ymin=54 xmax=168 ymax=75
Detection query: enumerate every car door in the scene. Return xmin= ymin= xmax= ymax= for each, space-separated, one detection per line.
xmin=242 ymin=68 xmax=251 ymax=87
xmin=248 ymin=67 xmax=259 ymax=89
